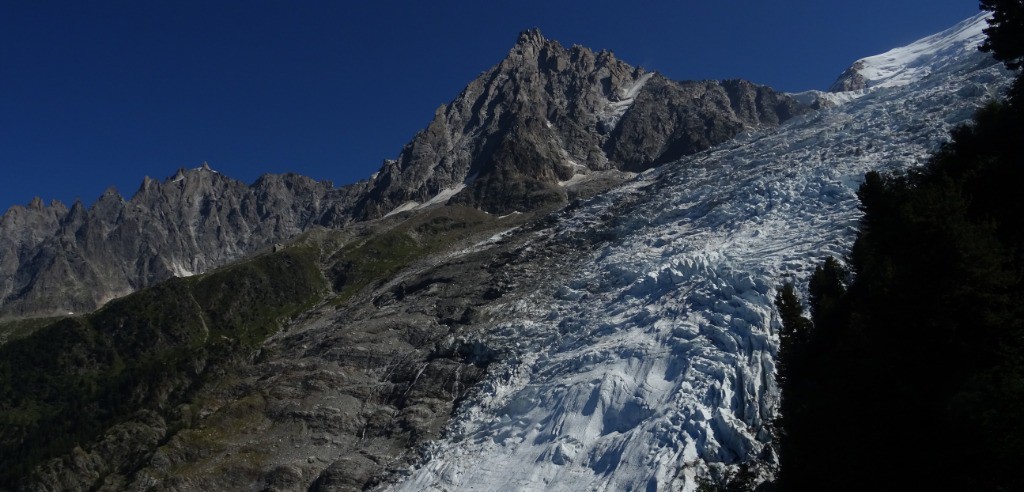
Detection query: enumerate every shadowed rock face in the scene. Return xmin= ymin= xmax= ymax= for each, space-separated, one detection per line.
xmin=353 ymin=29 xmax=809 ymax=218
xmin=608 ymin=77 xmax=805 ymax=171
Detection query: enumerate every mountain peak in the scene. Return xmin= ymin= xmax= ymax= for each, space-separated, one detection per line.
xmin=137 ymin=176 xmax=157 ymax=194
xmin=353 ymin=28 xmax=809 ymax=220
xmin=516 ymin=27 xmax=546 ymax=46
xmin=829 ymin=12 xmax=992 ymax=93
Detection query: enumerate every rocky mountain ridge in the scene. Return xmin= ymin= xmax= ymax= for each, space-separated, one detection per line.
xmin=0 ymin=30 xmax=808 ymax=321
xmin=0 ymin=164 xmax=362 ymax=320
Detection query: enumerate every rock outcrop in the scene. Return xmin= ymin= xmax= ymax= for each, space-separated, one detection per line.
xmin=829 ymin=60 xmax=869 ymax=92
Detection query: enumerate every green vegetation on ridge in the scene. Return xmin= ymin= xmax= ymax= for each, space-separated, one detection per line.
xmin=0 ymin=245 xmax=326 ymax=488
xmin=0 ymin=317 xmax=68 ymax=347
xmin=327 ymin=205 xmax=498 ymax=303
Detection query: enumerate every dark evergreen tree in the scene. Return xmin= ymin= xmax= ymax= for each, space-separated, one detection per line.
xmin=980 ymin=0 xmax=1024 ymax=70
xmin=774 ymin=283 xmax=811 ymax=350
xmin=807 ymin=258 xmax=847 ymax=332
xmin=773 ymin=8 xmax=1024 ymax=487
xmin=772 ymin=284 xmax=812 ymax=490
xmin=774 ymin=93 xmax=1024 ymax=492
xmin=981 ymin=0 xmax=1024 ymax=102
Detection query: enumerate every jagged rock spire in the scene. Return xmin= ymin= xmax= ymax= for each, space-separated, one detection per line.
xmin=0 ymin=166 xmax=364 ymax=319
xmin=516 ymin=27 xmax=545 ymax=46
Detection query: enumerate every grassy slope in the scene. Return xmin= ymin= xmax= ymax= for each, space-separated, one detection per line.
xmin=0 ymin=245 xmax=326 ymax=487
xmin=0 ymin=317 xmax=68 ymax=347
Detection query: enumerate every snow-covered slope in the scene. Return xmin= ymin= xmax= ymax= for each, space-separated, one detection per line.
xmin=389 ymin=17 xmax=1011 ymax=491
xmin=829 ymin=12 xmax=991 ymax=92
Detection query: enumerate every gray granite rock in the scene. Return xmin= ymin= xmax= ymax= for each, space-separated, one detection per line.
xmin=829 ymin=60 xmax=869 ymax=92
xmin=0 ymin=166 xmax=365 ymax=320
xmin=354 ymin=29 xmax=809 ymax=217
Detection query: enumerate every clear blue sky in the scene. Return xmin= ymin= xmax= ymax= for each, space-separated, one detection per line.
xmin=0 ymin=0 xmax=981 ymax=210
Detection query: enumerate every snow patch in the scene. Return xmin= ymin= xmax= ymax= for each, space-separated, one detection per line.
xmin=384 ymin=201 xmax=420 ymax=218
xmin=171 ymin=259 xmax=195 ymax=278
xmin=598 ymin=72 xmax=655 ymax=130
xmin=787 ymin=89 xmax=863 ymax=106
xmin=384 ymin=183 xmax=467 ymax=217
xmin=558 ymin=159 xmax=593 ymax=187
xmin=557 ymin=174 xmax=588 ymax=188
xmin=422 ymin=183 xmax=466 ymax=207
xmin=620 ymin=72 xmax=654 ymax=101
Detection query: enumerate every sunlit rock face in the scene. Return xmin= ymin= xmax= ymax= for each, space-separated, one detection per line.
xmin=353 ymin=28 xmax=807 ymax=218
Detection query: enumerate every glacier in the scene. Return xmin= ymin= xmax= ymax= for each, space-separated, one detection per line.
xmin=387 ymin=15 xmax=1012 ymax=491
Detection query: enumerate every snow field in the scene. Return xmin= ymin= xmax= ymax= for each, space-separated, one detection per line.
xmin=851 ymin=13 xmax=990 ymax=91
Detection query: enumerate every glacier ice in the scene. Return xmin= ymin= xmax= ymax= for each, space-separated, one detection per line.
xmin=388 ymin=16 xmax=1012 ymax=492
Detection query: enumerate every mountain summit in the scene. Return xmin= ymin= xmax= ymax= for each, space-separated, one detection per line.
xmin=352 ymin=28 xmax=808 ymax=217
xmin=830 ymin=12 xmax=993 ymax=92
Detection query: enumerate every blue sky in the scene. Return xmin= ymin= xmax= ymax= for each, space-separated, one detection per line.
xmin=0 ymin=0 xmax=981 ymax=210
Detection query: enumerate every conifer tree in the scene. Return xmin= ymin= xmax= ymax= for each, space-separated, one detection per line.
xmin=981 ymin=0 xmax=1024 ymax=101
xmin=980 ymin=0 xmax=1024 ymax=70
